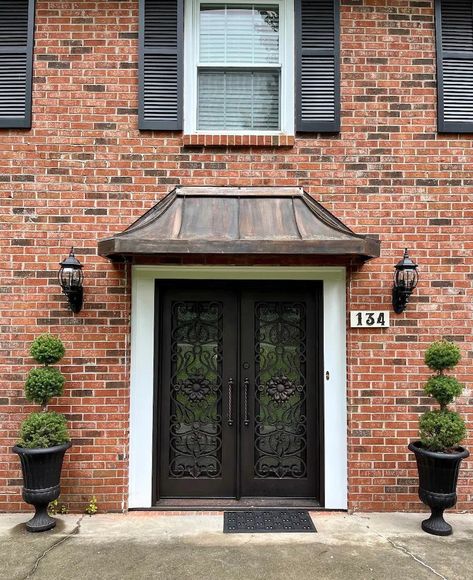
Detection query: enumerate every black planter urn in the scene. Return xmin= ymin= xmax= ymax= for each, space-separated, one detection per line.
xmin=12 ymin=442 xmax=71 ymax=532
xmin=408 ymin=441 xmax=469 ymax=536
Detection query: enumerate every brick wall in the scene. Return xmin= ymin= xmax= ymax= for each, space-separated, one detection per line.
xmin=1 ymin=0 xmax=471 ymax=513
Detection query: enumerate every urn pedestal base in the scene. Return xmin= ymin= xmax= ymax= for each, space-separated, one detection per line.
xmin=25 ymin=503 xmax=56 ymax=532
xmin=421 ymin=508 xmax=452 ymax=536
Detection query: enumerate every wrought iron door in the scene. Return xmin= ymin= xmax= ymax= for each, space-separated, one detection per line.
xmin=156 ymin=282 xmax=322 ymax=501
xmin=239 ymin=285 xmax=322 ymax=498
xmin=157 ymin=285 xmax=238 ymax=498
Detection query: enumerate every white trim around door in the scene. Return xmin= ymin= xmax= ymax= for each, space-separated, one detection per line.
xmin=128 ymin=266 xmax=347 ymax=509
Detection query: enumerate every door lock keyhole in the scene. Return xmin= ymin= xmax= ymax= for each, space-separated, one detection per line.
xmin=242 ymin=362 xmax=250 ymax=370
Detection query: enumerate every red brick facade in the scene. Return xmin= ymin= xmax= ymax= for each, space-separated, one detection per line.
xmin=1 ymin=0 xmax=472 ymax=513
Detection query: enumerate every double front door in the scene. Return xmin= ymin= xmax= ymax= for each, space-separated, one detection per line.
xmin=155 ymin=281 xmax=323 ymax=501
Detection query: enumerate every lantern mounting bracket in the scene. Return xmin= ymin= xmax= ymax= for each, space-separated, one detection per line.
xmin=64 ymin=287 xmax=83 ymax=314
xmin=392 ymin=286 xmax=413 ymax=314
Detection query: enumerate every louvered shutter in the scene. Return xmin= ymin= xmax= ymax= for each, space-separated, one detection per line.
xmin=295 ymin=0 xmax=340 ymax=132
xmin=0 ymin=0 xmax=34 ymax=129
xmin=436 ymin=0 xmax=473 ymax=132
xmin=139 ymin=0 xmax=184 ymax=130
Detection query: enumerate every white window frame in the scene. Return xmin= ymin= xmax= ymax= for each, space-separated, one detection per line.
xmin=184 ymin=0 xmax=294 ymax=135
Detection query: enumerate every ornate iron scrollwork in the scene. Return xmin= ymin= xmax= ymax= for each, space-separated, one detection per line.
xmin=168 ymin=301 xmax=223 ymax=479
xmin=266 ymin=375 xmax=300 ymax=403
xmin=180 ymin=375 xmax=211 ymax=401
xmin=253 ymin=302 xmax=307 ymax=479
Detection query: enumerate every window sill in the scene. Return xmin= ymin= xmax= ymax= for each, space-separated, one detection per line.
xmin=182 ymin=134 xmax=295 ymax=147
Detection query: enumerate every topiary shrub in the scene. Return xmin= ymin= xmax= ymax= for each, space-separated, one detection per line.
xmin=418 ymin=340 xmax=466 ymax=452
xmin=424 ymin=375 xmax=463 ymax=409
xmin=420 ymin=410 xmax=467 ymax=452
xmin=30 ymin=334 xmax=65 ymax=365
xmin=25 ymin=367 xmax=65 ymax=407
xmin=18 ymin=412 xmax=70 ymax=449
xmin=16 ymin=335 xmax=70 ymax=448
xmin=424 ymin=340 xmax=461 ymax=372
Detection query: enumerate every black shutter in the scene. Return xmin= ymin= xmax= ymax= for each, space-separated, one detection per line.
xmin=139 ymin=0 xmax=184 ymax=131
xmin=0 ymin=0 xmax=34 ymax=129
xmin=436 ymin=0 xmax=473 ymax=132
xmin=296 ymin=0 xmax=340 ymax=132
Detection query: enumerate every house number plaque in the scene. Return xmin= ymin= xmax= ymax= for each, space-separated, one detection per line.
xmin=350 ymin=310 xmax=390 ymax=328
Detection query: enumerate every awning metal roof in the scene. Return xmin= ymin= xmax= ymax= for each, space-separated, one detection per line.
xmin=98 ymin=187 xmax=380 ymax=261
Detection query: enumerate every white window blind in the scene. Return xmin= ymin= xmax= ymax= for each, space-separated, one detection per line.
xmin=198 ymin=70 xmax=280 ymax=129
xmin=199 ymin=4 xmax=279 ymax=64
xmin=197 ymin=3 xmax=281 ymax=131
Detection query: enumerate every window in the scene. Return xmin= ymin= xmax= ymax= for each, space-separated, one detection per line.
xmin=0 ymin=0 xmax=35 ymax=129
xmin=185 ymin=0 xmax=293 ymax=134
xmin=436 ymin=0 xmax=473 ymax=133
xmin=139 ymin=0 xmax=339 ymax=134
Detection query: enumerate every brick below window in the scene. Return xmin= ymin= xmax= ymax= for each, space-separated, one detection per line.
xmin=182 ymin=134 xmax=295 ymax=147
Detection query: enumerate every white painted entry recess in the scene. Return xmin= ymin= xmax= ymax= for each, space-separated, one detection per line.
xmin=128 ymin=266 xmax=347 ymax=509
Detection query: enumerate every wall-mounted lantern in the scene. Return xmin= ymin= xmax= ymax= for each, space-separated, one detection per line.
xmin=58 ymin=247 xmax=84 ymax=313
xmin=392 ymin=248 xmax=419 ymax=314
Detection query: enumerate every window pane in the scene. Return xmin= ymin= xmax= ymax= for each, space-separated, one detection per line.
xmin=198 ymin=69 xmax=280 ymax=130
xmin=200 ymin=4 xmax=279 ymax=64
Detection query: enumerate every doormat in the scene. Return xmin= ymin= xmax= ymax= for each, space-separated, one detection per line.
xmin=223 ymin=510 xmax=316 ymax=533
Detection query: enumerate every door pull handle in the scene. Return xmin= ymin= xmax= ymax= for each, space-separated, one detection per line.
xmin=227 ymin=378 xmax=234 ymax=427
xmin=243 ymin=378 xmax=250 ymax=427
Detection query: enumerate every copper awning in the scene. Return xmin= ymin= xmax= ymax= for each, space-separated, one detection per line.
xmin=98 ymin=187 xmax=380 ymax=261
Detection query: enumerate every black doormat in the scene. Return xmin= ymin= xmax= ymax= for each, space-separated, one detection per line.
xmin=223 ymin=510 xmax=316 ymax=533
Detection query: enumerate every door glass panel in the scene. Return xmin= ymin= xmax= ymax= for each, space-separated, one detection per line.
xmin=254 ymin=302 xmax=307 ymax=479
xmin=168 ymin=301 xmax=223 ymax=479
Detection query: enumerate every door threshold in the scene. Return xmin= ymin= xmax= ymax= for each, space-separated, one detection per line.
xmin=136 ymin=498 xmax=322 ymax=511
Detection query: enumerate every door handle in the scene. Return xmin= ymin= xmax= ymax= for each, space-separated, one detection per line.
xmin=227 ymin=377 xmax=234 ymax=427
xmin=243 ymin=377 xmax=250 ymax=427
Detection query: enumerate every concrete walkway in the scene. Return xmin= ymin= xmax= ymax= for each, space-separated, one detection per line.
xmin=1 ymin=512 xmax=472 ymax=580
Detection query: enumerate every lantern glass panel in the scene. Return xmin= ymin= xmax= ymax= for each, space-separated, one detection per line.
xmin=394 ymin=268 xmax=418 ymax=290
xmin=60 ymin=267 xmax=83 ymax=289
xmin=404 ymin=269 xmax=418 ymax=290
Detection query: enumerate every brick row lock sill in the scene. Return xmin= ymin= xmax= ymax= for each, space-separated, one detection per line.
xmin=182 ymin=134 xmax=296 ymax=147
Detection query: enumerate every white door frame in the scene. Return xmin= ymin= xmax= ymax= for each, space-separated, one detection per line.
xmin=128 ymin=265 xmax=347 ymax=509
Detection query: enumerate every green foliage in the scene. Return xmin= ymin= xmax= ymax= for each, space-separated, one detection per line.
xmin=425 ymin=375 xmax=464 ymax=409
xmin=85 ymin=496 xmax=98 ymax=515
xmin=18 ymin=412 xmax=70 ymax=449
xmin=30 ymin=334 xmax=65 ymax=365
xmin=419 ymin=410 xmax=466 ymax=452
xmin=424 ymin=340 xmax=461 ymax=373
xmin=25 ymin=367 xmax=65 ymax=407
xmin=17 ymin=336 xmax=70 ymax=450
xmin=48 ymin=499 xmax=68 ymax=515
xmin=414 ymin=340 xmax=467 ymax=452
